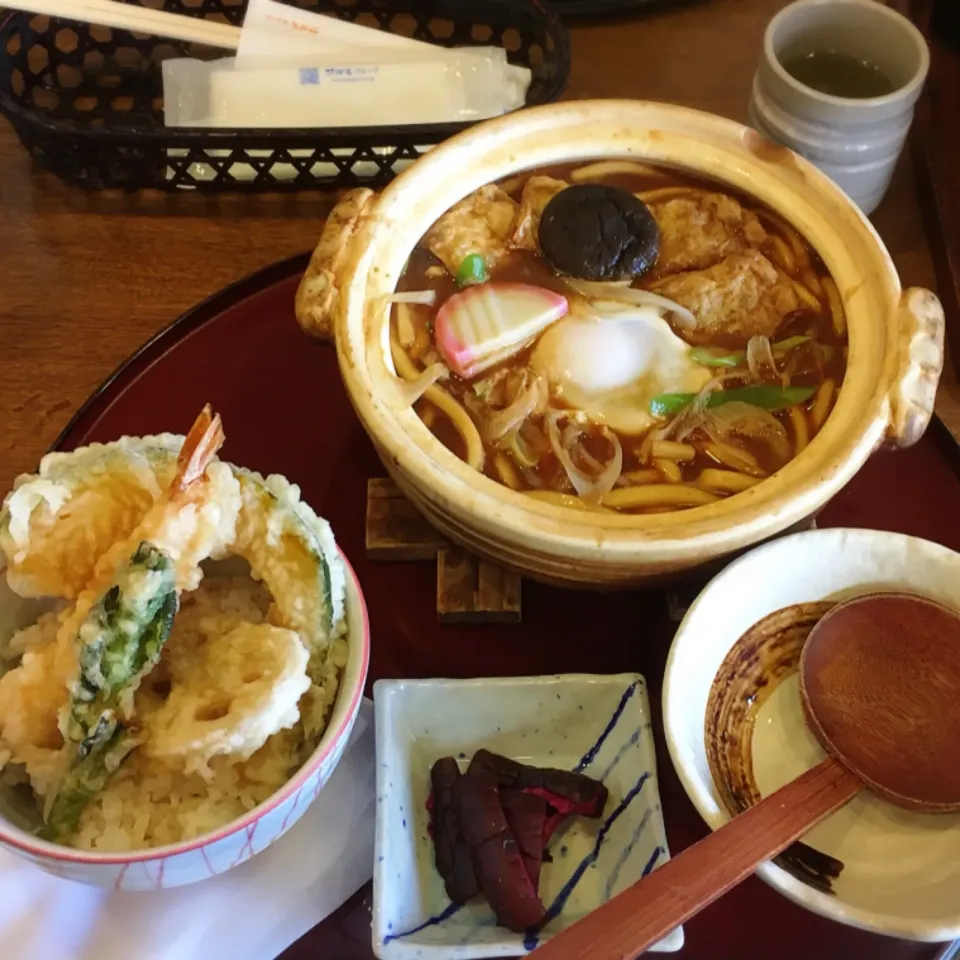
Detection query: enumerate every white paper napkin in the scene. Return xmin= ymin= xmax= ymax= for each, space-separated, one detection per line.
xmin=0 ymin=699 xmax=376 ymax=960
xmin=237 ymin=0 xmax=428 ymax=61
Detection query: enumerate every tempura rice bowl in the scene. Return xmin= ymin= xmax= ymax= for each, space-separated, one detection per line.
xmin=335 ymin=100 xmax=944 ymax=587
xmin=0 ymin=558 xmax=368 ymax=890
xmin=0 ymin=428 xmax=370 ymax=890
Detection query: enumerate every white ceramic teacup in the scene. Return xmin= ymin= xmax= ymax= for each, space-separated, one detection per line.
xmin=750 ymin=0 xmax=930 ymax=214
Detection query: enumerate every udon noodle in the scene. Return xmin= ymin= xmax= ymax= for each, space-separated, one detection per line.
xmin=388 ymin=162 xmax=846 ymax=514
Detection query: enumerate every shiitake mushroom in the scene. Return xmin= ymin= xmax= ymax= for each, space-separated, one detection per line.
xmin=538 ymin=183 xmax=660 ymax=281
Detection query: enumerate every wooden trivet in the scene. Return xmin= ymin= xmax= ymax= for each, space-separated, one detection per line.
xmin=367 ymin=481 xmax=819 ymax=625
xmin=366 ymin=478 xmax=522 ymax=624
xmin=365 ymin=478 xmax=447 ymax=561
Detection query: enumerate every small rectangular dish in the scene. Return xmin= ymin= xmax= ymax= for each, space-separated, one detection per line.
xmin=372 ymin=673 xmax=682 ymax=958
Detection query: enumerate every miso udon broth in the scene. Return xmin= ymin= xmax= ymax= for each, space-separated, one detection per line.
xmin=388 ymin=161 xmax=846 ymax=514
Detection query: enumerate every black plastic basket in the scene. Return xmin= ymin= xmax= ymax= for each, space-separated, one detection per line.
xmin=546 ymin=0 xmax=693 ymax=19
xmin=0 ymin=0 xmax=569 ymax=192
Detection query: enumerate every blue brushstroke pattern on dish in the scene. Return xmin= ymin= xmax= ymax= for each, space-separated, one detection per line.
xmin=575 ymin=680 xmax=639 ymax=772
xmin=523 ymin=769 xmax=652 ymax=950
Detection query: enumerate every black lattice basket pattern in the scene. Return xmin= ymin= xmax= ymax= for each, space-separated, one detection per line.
xmin=0 ymin=0 xmax=569 ymax=191
xmin=548 ymin=0 xmax=691 ymax=18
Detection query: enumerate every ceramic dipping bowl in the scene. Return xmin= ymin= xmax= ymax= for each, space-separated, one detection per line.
xmin=663 ymin=527 xmax=960 ymax=940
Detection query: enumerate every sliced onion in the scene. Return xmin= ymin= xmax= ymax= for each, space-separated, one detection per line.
xmin=394 ymin=362 xmax=449 ymax=407
xmin=746 ymin=335 xmax=778 ymax=382
xmin=703 ymin=401 xmax=791 ymax=464
xmin=506 ymin=428 xmax=540 ymax=469
xmin=546 ymin=411 xmax=623 ymax=502
xmin=780 ymin=337 xmax=830 ymax=388
xmin=560 ymin=421 xmax=601 ymax=475
xmin=564 ymin=279 xmax=697 ymax=329
xmin=585 ymin=433 xmax=622 ymax=501
xmin=485 ymin=373 xmax=547 ymax=445
xmin=691 ymin=374 xmax=735 ymax=415
xmin=659 ymin=374 xmax=739 ymax=442
xmin=519 ymin=464 xmax=544 ymax=489
xmin=383 ymin=290 xmax=438 ymax=306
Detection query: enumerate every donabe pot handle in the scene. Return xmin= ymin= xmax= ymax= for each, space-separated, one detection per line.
xmin=885 ymin=288 xmax=945 ymax=449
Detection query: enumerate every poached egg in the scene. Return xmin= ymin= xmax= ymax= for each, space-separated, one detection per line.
xmin=531 ymin=301 xmax=711 ymax=434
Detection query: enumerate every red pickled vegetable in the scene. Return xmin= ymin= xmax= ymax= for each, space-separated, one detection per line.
xmin=501 ymin=790 xmax=548 ymax=891
xmin=429 ymin=758 xmax=479 ymax=904
xmin=427 ymin=749 xmax=608 ymax=934
xmin=469 ymin=749 xmax=609 ymax=820
xmin=543 ymin=808 xmax=569 ymax=846
xmin=454 ymin=771 xmax=546 ymax=931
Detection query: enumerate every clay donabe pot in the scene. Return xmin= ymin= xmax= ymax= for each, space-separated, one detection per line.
xmin=335 ymin=100 xmax=944 ymax=588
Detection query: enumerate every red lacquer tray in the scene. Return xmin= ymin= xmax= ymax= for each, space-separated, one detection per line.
xmin=54 ymin=255 xmax=960 ymax=960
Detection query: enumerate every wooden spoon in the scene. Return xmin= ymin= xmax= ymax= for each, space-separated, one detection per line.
xmin=531 ymin=593 xmax=960 ymax=959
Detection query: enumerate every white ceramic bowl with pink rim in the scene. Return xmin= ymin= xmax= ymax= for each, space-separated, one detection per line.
xmin=0 ymin=552 xmax=370 ymax=891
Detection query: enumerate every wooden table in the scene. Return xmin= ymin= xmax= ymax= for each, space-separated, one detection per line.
xmin=1 ymin=1 xmax=959 ymax=958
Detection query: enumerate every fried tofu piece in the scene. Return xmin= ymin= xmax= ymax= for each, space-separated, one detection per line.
xmin=510 ymin=176 xmax=568 ymax=251
xmin=649 ymin=192 xmax=769 ymax=277
xmin=425 ymin=185 xmax=519 ymax=275
xmin=651 ymin=251 xmax=801 ymax=345
xmin=295 ymin=188 xmax=376 ymax=342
